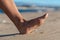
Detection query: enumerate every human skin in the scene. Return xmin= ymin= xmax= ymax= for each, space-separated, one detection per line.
xmin=0 ymin=0 xmax=48 ymax=34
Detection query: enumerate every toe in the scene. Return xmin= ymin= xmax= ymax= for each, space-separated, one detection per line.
xmin=41 ymin=13 xmax=48 ymax=19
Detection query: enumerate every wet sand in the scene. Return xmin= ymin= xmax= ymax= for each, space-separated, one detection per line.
xmin=0 ymin=11 xmax=60 ymax=40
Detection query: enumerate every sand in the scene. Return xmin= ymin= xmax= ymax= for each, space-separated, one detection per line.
xmin=0 ymin=11 xmax=60 ymax=40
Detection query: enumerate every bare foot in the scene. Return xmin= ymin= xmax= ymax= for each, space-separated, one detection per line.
xmin=16 ymin=13 xmax=48 ymax=34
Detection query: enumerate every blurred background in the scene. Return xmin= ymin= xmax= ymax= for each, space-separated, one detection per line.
xmin=0 ymin=0 xmax=60 ymax=13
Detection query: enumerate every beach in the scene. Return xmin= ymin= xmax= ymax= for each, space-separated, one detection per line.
xmin=0 ymin=9 xmax=60 ymax=40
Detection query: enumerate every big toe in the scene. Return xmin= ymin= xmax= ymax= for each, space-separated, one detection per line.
xmin=42 ymin=13 xmax=48 ymax=19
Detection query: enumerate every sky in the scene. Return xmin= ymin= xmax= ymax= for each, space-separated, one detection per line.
xmin=14 ymin=0 xmax=60 ymax=6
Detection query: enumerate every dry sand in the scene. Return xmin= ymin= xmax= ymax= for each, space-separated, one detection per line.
xmin=0 ymin=11 xmax=60 ymax=40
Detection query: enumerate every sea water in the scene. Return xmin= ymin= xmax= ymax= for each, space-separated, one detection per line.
xmin=0 ymin=9 xmax=38 ymax=14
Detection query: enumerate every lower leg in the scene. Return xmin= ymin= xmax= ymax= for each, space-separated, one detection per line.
xmin=0 ymin=0 xmax=25 ymax=29
xmin=0 ymin=0 xmax=24 ymax=21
